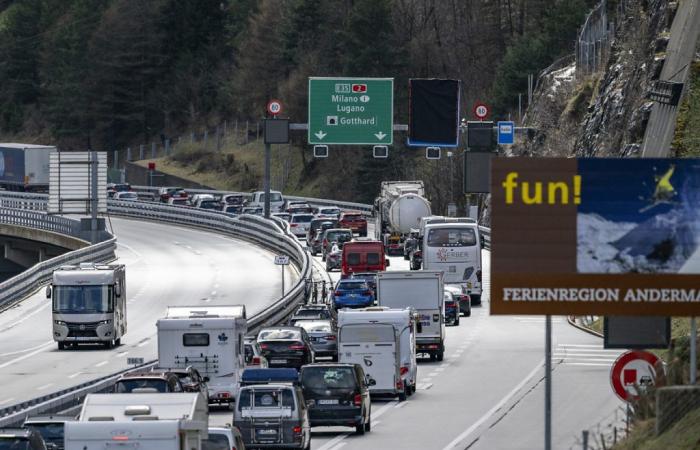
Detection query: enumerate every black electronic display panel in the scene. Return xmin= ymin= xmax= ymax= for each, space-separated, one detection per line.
xmin=408 ymin=79 xmax=460 ymax=147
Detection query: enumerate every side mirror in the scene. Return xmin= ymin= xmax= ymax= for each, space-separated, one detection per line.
xmin=368 ymin=378 xmax=377 ymax=386
xmin=45 ymin=285 xmax=52 ymax=299
xmin=385 ymin=259 xmax=390 ymax=267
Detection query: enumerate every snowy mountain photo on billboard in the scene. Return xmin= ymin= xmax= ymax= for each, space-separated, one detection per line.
xmin=577 ymin=159 xmax=700 ymax=274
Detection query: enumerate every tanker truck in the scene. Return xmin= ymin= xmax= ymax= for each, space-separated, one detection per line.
xmin=374 ymin=181 xmax=432 ymax=255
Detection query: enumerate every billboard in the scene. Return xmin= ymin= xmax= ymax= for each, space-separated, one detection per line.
xmin=491 ymin=158 xmax=700 ymax=315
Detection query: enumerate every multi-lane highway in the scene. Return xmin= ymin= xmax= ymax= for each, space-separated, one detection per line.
xmin=211 ymin=247 xmax=624 ymax=449
xmin=0 ymin=216 xmax=297 ymax=407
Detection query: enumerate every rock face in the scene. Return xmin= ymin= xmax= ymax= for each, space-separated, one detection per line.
xmin=575 ymin=0 xmax=671 ymax=156
xmin=513 ymin=0 xmax=672 ymax=158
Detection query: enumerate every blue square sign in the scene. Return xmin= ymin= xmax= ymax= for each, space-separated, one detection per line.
xmin=497 ymin=121 xmax=515 ymax=145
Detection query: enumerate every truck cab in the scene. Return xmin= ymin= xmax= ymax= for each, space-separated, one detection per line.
xmin=48 ymin=263 xmax=126 ymax=350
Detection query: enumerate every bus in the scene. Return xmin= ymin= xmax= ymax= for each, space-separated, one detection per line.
xmin=48 ymin=263 xmax=126 ymax=350
xmin=422 ymin=220 xmax=483 ymax=305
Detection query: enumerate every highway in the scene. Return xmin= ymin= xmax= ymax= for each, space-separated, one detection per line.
xmin=212 ymin=247 xmax=624 ymax=449
xmin=0 ymin=216 xmax=297 ymax=407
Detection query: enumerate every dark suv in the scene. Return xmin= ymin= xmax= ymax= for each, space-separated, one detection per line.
xmin=114 ymin=369 xmax=184 ymax=393
xmin=300 ymin=363 xmax=371 ymax=435
xmin=0 ymin=428 xmax=48 ymax=450
xmin=257 ymin=327 xmax=315 ymax=369
xmin=23 ymin=416 xmax=74 ymax=450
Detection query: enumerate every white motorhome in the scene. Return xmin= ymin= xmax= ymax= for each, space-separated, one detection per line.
xmin=248 ymin=190 xmax=284 ymax=212
xmin=337 ymin=307 xmax=419 ymax=400
xmin=48 ymin=263 xmax=127 ymax=350
xmin=157 ymin=305 xmax=247 ymax=408
xmin=421 ymin=218 xmax=483 ymax=304
xmin=376 ymin=271 xmax=446 ymax=361
xmin=64 ymin=393 xmax=207 ymax=450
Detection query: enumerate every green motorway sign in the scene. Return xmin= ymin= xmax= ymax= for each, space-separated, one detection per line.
xmin=308 ymin=77 xmax=393 ymax=145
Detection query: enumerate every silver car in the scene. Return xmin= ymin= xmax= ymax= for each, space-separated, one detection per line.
xmin=294 ymin=319 xmax=337 ymax=359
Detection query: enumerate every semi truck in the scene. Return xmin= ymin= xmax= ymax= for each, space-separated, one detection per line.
xmin=157 ymin=305 xmax=247 ymax=408
xmin=373 ymin=181 xmax=431 ymax=255
xmin=0 ymin=143 xmax=56 ymax=192
xmin=64 ymin=393 xmax=208 ymax=450
xmin=47 ymin=263 xmax=127 ymax=350
xmin=376 ymin=270 xmax=446 ymax=361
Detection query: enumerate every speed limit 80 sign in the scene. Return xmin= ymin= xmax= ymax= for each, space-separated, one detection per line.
xmin=267 ymin=99 xmax=283 ymax=116
xmin=473 ymin=102 xmax=490 ymax=120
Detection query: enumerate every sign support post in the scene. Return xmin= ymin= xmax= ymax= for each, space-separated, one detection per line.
xmin=90 ymin=150 xmax=98 ymax=244
xmin=545 ymin=315 xmax=552 ymax=450
xmin=691 ymin=317 xmax=697 ymax=384
xmin=274 ymin=255 xmax=290 ymax=297
xmin=264 ymin=141 xmax=271 ymax=219
xmin=263 ymin=100 xmax=287 ymax=219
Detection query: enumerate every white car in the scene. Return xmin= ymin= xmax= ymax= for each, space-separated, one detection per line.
xmin=249 ymin=190 xmax=284 ymax=212
xmin=290 ymin=213 xmax=314 ymax=237
xmin=114 ymin=191 xmax=138 ymax=201
xmin=189 ymin=193 xmax=214 ymax=206
xmin=167 ymin=197 xmax=189 ymax=206
xmin=202 ymin=426 xmax=246 ymax=450
xmin=315 ymin=206 xmax=341 ymax=219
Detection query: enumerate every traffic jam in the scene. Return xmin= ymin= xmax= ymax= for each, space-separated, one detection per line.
xmin=25 ymin=182 xmax=483 ymax=450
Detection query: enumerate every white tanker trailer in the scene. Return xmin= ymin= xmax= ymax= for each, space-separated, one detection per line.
xmin=374 ymin=181 xmax=432 ymax=255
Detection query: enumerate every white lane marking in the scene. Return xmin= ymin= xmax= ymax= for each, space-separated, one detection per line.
xmin=315 ymin=401 xmax=396 ymax=450
xmin=0 ymin=302 xmax=51 ymax=333
xmin=422 ymin=378 xmax=432 ymax=383
xmin=116 ymin=351 xmax=129 ymax=358
xmin=0 ymin=341 xmax=54 ymax=369
xmin=137 ymin=339 xmax=150 ymax=347
xmin=0 ymin=340 xmax=55 ymax=358
xmin=214 ymin=284 xmax=220 ymax=289
xmin=315 ymin=433 xmax=348 ymax=450
xmin=0 ymin=398 xmax=15 ymax=405
xmin=211 ymin=291 xmax=217 ymax=296
xmin=68 ymin=372 xmax=83 ymax=379
xmin=95 ymin=360 xmax=109 ymax=367
xmin=37 ymin=383 xmax=54 ymax=391
xmin=417 ymin=383 xmax=433 ymax=390
xmin=394 ymin=402 xmax=408 ymax=409
xmin=435 ymin=368 xmax=446 ymax=372
xmin=441 ymin=359 xmax=545 ymax=450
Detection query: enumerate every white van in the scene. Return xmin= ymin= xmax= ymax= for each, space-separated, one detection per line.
xmin=157 ymin=305 xmax=247 ymax=408
xmin=376 ymin=271 xmax=446 ymax=361
xmin=64 ymin=393 xmax=208 ymax=450
xmin=337 ymin=307 xmax=418 ymax=400
xmin=249 ymin=190 xmax=285 ymax=212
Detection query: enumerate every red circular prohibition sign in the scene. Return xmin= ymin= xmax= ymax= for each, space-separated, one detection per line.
xmin=610 ymin=350 xmax=662 ymax=402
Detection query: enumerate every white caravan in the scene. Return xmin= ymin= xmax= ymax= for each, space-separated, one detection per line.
xmin=376 ymin=270 xmax=446 ymax=361
xmin=157 ymin=305 xmax=247 ymax=408
xmin=421 ymin=218 xmax=483 ymax=304
xmin=64 ymin=392 xmax=208 ymax=450
xmin=337 ymin=307 xmax=419 ymax=400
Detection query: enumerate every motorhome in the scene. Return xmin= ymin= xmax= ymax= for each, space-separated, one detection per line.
xmin=376 ymin=271 xmax=446 ymax=361
xmin=64 ymin=393 xmax=207 ymax=450
xmin=157 ymin=305 xmax=247 ymax=408
xmin=421 ymin=217 xmax=483 ymax=304
xmin=248 ymin=190 xmax=285 ymax=212
xmin=337 ymin=307 xmax=419 ymax=400
xmin=48 ymin=263 xmax=126 ymax=350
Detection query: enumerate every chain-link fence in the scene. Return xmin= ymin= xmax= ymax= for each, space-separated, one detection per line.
xmin=570 ymin=405 xmax=629 ymax=450
xmin=576 ymin=0 xmax=613 ymax=76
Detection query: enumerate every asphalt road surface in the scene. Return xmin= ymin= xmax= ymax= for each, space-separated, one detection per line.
xmin=211 ymin=242 xmax=624 ymax=450
xmin=0 ymin=217 xmax=297 ymax=406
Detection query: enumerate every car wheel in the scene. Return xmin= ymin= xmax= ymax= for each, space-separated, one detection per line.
xmin=104 ymin=339 xmax=113 ymax=349
xmin=228 ymin=402 xmax=235 ymax=411
xmin=355 ymin=420 xmax=366 ymax=435
xmin=455 ymin=317 xmax=460 ymax=325
xmin=398 ymin=389 xmax=407 ymax=402
xmin=115 ymin=338 xmax=121 ymax=346
xmin=465 ymin=309 xmax=471 ymax=317
xmin=471 ymin=295 xmax=482 ymax=306
xmin=429 ymin=353 xmax=437 ymax=361
xmin=57 ymin=342 xmax=65 ymax=350
xmin=437 ymin=351 xmax=444 ymax=362
xmin=322 ymin=253 xmax=326 ymax=262
xmin=365 ymin=415 xmax=371 ymax=432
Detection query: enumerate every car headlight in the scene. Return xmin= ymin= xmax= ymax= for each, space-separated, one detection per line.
xmin=54 ymin=320 xmax=66 ymax=326
xmin=98 ymin=320 xmax=112 ymax=325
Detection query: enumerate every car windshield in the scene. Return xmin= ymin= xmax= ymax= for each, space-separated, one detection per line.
xmin=427 ymin=227 xmax=477 ymax=247
xmin=199 ymin=200 xmax=219 ymax=209
xmin=338 ymin=281 xmax=367 ymax=291
xmin=0 ymin=438 xmax=31 ymax=450
xmin=53 ymin=286 xmax=112 ymax=313
xmin=258 ymin=329 xmax=301 ymax=341
xmin=115 ymin=379 xmax=168 ymax=393
xmin=24 ymin=423 xmax=64 ymax=442
xmin=296 ymin=321 xmax=332 ymax=333
xmin=260 ymin=193 xmax=282 ymax=202
xmin=118 ymin=192 xmax=137 ymax=199
xmin=202 ymin=434 xmax=230 ymax=450
xmin=239 ymin=389 xmax=295 ymax=410
xmin=326 ymin=231 xmax=351 ymax=242
xmin=292 ymin=215 xmax=313 ymax=223
xmin=321 ymin=208 xmax=340 ymax=215
xmin=302 ymin=367 xmax=357 ymax=390
xmin=342 ymin=214 xmax=362 ymax=221
xmin=114 ymin=184 xmax=130 ymax=191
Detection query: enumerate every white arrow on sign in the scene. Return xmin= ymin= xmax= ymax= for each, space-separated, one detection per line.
xmin=374 ymin=132 xmax=387 ymax=140
xmin=315 ymin=131 xmax=327 ymax=140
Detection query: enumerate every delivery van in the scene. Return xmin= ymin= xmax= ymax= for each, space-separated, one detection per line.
xmin=341 ymin=240 xmax=389 ymax=277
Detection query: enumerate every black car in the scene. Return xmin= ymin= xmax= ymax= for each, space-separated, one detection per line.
xmin=161 ymin=366 xmax=209 ymax=402
xmin=257 ymin=327 xmax=315 ymax=369
xmin=300 ymin=363 xmax=372 ymax=435
xmin=22 ymin=416 xmax=74 ymax=450
xmin=0 ymin=428 xmax=48 ymax=450
xmin=307 ymin=218 xmax=338 ymax=247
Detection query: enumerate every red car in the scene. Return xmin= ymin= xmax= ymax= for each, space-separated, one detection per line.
xmin=338 ymin=211 xmax=367 ymax=237
xmin=159 ymin=186 xmax=188 ymax=203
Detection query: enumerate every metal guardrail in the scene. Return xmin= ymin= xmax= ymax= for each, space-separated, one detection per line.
xmin=479 ymin=225 xmax=491 ymax=250
xmin=0 ymin=207 xmax=77 ymax=237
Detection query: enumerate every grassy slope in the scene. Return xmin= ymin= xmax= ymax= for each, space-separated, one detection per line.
xmin=674 ymin=60 xmax=700 ymax=156
xmin=613 ymin=407 xmax=700 ymax=450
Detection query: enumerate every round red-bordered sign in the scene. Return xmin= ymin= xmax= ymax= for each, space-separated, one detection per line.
xmin=267 ymin=99 xmax=283 ymax=116
xmin=610 ymin=350 xmax=663 ymax=402
xmin=473 ymin=102 xmax=490 ymax=120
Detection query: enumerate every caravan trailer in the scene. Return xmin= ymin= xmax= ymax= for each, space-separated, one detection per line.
xmin=157 ymin=306 xmax=247 ymax=408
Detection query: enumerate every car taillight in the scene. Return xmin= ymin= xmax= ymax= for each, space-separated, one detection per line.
xmin=259 ymin=343 xmax=269 ymax=350
xmin=325 ymin=335 xmax=336 ymax=341
xmin=252 ymin=356 xmax=261 ymax=365
xmin=289 ymin=344 xmax=305 ymax=350
xmin=293 ymin=426 xmax=302 ymax=435
xmin=220 ymin=392 xmax=231 ymax=398
xmin=291 ymin=223 xmax=298 ymax=227
xmin=323 ymin=239 xmax=328 ymax=246
xmin=396 ymin=378 xmax=404 ymax=390
xmin=335 ymin=291 xmax=342 ymax=296
xmin=400 ymin=366 xmax=409 ymax=376
xmin=353 ymin=394 xmax=362 ymax=406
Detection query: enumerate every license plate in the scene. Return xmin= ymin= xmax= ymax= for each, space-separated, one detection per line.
xmin=310 ymin=337 xmax=318 ymax=342
xmin=350 ymin=294 xmax=356 ymax=297
xmin=318 ymin=399 xmax=339 ymax=405
xmin=257 ymin=429 xmax=277 ymax=435
xmin=271 ymin=359 xmax=287 ymax=364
